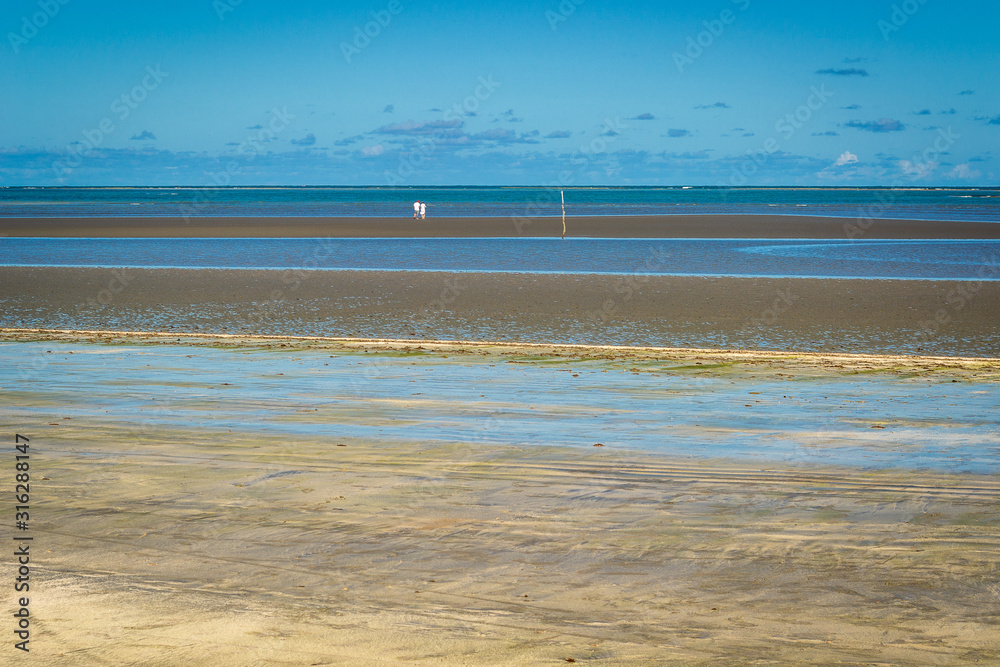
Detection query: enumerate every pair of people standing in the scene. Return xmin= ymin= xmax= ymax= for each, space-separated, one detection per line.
xmin=412 ymin=200 xmax=427 ymax=219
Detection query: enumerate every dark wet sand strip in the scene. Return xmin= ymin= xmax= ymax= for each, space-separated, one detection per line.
xmin=2 ymin=214 xmax=999 ymax=238
xmin=2 ymin=266 xmax=998 ymax=356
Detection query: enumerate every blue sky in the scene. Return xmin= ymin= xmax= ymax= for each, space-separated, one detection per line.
xmin=1 ymin=0 xmax=997 ymax=186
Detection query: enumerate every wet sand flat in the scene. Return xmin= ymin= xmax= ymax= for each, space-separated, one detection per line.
xmin=4 ymin=210 xmax=999 ymax=663
xmin=3 ymin=336 xmax=999 ymax=664
xmin=2 ymin=266 xmax=999 ymax=356
xmin=2 ymin=214 xmax=1000 ymax=238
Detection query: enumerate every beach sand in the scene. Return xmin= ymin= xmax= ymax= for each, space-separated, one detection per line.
xmin=22 ymin=436 xmax=1000 ymax=665
xmin=4 ymin=334 xmax=999 ymax=665
xmin=2 ymin=214 xmax=999 ymax=238
xmin=4 ymin=214 xmax=999 ymax=663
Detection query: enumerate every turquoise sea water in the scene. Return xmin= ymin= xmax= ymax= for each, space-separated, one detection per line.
xmin=2 ymin=237 xmax=998 ymax=280
xmin=3 ymin=186 xmax=1000 ymax=221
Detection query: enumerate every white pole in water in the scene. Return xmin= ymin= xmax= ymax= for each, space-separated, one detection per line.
xmin=561 ymin=190 xmax=566 ymax=239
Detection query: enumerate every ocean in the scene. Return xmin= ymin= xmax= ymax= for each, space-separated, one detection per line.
xmin=2 ymin=237 xmax=998 ymax=280
xmin=3 ymin=185 xmax=1000 ymax=221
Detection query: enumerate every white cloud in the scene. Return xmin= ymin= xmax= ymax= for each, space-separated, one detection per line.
xmin=899 ymin=159 xmax=937 ymax=180
xmin=833 ymin=150 xmax=858 ymax=167
xmin=361 ymin=144 xmax=385 ymax=157
xmin=946 ymin=163 xmax=982 ymax=180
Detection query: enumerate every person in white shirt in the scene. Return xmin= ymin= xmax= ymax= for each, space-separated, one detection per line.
xmin=413 ymin=200 xmax=421 ymax=219
xmin=420 ymin=201 xmax=427 ymax=219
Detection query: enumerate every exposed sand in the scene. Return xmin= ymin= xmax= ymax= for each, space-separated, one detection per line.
xmin=23 ymin=439 xmax=1000 ymax=665
xmin=4 ymin=336 xmax=999 ymax=664
xmin=4 ymin=214 xmax=998 ymax=663
xmin=4 ymin=327 xmax=1000 ymax=375
xmin=2 ymin=266 xmax=998 ymax=356
xmin=2 ymin=214 xmax=999 ymax=238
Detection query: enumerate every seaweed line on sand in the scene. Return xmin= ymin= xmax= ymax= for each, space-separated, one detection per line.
xmin=2 ymin=326 xmax=998 ymax=376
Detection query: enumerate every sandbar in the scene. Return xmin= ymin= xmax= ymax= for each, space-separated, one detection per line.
xmin=2 ymin=214 xmax=999 ymax=238
xmin=2 ymin=266 xmax=998 ymax=356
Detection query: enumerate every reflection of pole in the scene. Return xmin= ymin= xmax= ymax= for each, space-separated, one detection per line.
xmin=561 ymin=190 xmax=566 ymax=240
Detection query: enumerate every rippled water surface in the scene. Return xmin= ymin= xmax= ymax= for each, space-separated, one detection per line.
xmin=5 ymin=341 xmax=998 ymax=473
xmin=3 ymin=237 xmax=999 ymax=280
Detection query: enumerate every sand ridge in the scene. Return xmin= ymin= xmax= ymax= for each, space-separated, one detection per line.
xmin=4 ymin=327 xmax=1000 ymax=377
xmin=2 ymin=213 xmax=999 ymax=238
